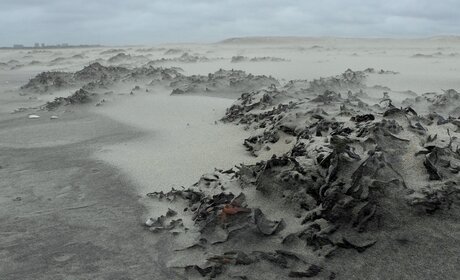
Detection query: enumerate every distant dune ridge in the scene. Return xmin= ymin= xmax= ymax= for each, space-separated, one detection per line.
xmin=219 ymin=35 xmax=460 ymax=44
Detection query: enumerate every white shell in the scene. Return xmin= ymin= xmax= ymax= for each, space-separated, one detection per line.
xmin=28 ymin=114 xmax=40 ymax=119
xmin=145 ymin=218 xmax=155 ymax=227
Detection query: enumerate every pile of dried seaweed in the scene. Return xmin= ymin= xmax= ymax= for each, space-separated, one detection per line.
xmin=22 ymin=63 xmax=282 ymax=112
xmin=43 ymin=89 xmax=95 ymax=110
xmin=106 ymin=53 xmax=149 ymax=64
xmin=21 ymin=62 xmax=183 ymax=96
xmin=20 ymin=71 xmax=74 ymax=93
xmin=403 ymin=89 xmax=460 ymax=116
xmin=148 ymin=52 xmax=211 ymax=65
xmin=145 ymin=69 xmax=460 ymax=279
xmin=231 ymin=56 xmax=289 ymax=63
xmin=146 ymin=171 xmax=332 ymax=279
xmin=170 ymin=69 xmax=279 ymax=96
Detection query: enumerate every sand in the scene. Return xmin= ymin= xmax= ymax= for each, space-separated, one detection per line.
xmin=93 ymin=90 xmax=259 ymax=194
xmin=0 ymin=37 xmax=459 ymax=279
xmin=0 ymin=110 xmax=180 ymax=280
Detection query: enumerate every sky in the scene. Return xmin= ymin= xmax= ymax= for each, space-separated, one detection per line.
xmin=1 ymin=0 xmax=459 ymax=46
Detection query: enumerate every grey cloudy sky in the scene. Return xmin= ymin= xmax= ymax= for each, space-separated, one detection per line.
xmin=1 ymin=0 xmax=459 ymax=46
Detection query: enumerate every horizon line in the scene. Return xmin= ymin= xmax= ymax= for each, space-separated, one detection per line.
xmin=2 ymin=34 xmax=460 ymax=48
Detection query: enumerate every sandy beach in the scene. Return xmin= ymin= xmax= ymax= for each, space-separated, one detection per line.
xmin=1 ymin=37 xmax=459 ymax=279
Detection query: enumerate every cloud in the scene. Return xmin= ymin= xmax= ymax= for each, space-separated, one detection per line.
xmin=0 ymin=0 xmax=459 ymax=45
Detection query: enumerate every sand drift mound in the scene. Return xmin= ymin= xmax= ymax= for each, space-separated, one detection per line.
xmin=21 ymin=62 xmax=279 ymax=110
xmin=143 ymin=70 xmax=460 ymax=279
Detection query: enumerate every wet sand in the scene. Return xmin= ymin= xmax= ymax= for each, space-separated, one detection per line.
xmin=0 ymin=111 xmax=178 ymax=280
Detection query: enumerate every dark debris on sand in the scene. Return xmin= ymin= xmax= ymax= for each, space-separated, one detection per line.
xmin=144 ymin=69 xmax=460 ymax=279
xmin=20 ymin=64 xmax=460 ymax=278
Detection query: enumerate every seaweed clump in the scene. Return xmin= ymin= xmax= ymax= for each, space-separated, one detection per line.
xmin=44 ymin=89 xmax=94 ymax=110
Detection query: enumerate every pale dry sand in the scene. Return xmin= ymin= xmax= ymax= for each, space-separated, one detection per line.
xmin=93 ymin=90 xmax=258 ymax=194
